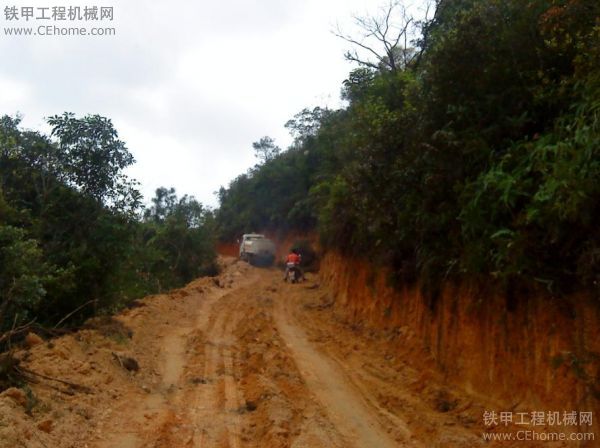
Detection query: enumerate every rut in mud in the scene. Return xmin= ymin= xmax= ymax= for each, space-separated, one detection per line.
xmin=0 ymin=258 xmax=577 ymax=447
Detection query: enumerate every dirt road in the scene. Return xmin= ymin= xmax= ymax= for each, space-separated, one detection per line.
xmin=95 ymin=261 xmax=420 ymax=448
xmin=2 ymin=258 xmax=571 ymax=447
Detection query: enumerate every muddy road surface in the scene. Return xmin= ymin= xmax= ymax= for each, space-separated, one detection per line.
xmin=1 ymin=259 xmax=573 ymax=447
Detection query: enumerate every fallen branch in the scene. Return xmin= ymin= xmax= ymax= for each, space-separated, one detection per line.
xmin=25 ymin=375 xmax=75 ymax=396
xmin=17 ymin=366 xmax=93 ymax=394
xmin=53 ymin=299 xmax=97 ymax=329
xmin=0 ymin=318 xmax=37 ymax=346
xmin=1 ymin=300 xmax=97 ymax=349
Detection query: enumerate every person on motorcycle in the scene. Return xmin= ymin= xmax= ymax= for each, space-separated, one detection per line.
xmin=284 ymin=248 xmax=304 ymax=281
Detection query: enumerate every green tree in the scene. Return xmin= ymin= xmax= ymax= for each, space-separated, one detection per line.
xmin=144 ymin=188 xmax=217 ymax=290
xmin=217 ymin=0 xmax=600 ymax=296
xmin=47 ymin=113 xmax=140 ymax=211
xmin=252 ymin=137 xmax=281 ymax=164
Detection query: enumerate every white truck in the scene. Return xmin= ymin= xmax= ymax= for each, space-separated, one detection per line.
xmin=238 ymin=234 xmax=276 ymax=266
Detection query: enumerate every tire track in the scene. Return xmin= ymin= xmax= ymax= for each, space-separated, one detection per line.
xmin=274 ymin=294 xmax=412 ymax=448
xmin=137 ymin=267 xmax=258 ymax=447
xmin=150 ymin=288 xmax=230 ymax=448
xmin=191 ymin=284 xmax=248 ymax=448
xmin=194 ymin=288 xmax=224 ymax=446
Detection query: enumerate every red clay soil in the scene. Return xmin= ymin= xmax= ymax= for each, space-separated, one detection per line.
xmin=0 ymin=257 xmax=596 ymax=447
xmin=319 ymin=252 xmax=600 ymax=444
xmin=216 ymin=242 xmax=239 ymax=258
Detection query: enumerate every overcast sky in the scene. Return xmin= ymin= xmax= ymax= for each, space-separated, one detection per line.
xmin=0 ymin=0 xmax=428 ymax=207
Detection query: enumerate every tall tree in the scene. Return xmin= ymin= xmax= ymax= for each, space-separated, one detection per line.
xmin=47 ymin=113 xmax=140 ymax=212
xmin=252 ymin=136 xmax=281 ymax=164
xmin=334 ymin=0 xmax=430 ymax=71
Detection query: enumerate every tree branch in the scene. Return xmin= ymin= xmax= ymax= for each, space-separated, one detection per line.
xmin=334 ymin=27 xmax=388 ymax=65
xmin=0 ymin=318 xmax=36 ymax=346
xmin=18 ymin=366 xmax=93 ymax=393
xmin=53 ymin=299 xmax=97 ymax=329
xmin=344 ymin=51 xmax=382 ymax=70
xmin=333 ymin=0 xmax=418 ymax=72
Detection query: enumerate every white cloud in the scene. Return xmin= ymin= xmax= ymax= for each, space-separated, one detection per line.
xmin=0 ymin=0 xmax=428 ymax=206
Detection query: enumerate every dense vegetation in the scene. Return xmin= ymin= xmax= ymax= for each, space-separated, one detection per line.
xmin=0 ymin=114 xmax=217 ymax=334
xmin=1 ymin=0 xmax=597 ymax=337
xmin=217 ymin=0 xmax=599 ymax=295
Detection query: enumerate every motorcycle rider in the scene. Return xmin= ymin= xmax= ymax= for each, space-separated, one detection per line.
xmin=284 ymin=248 xmax=304 ymax=281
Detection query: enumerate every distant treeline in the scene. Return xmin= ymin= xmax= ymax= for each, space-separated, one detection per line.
xmin=0 ymin=114 xmax=217 ymax=333
xmin=217 ymin=0 xmax=599 ymax=295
